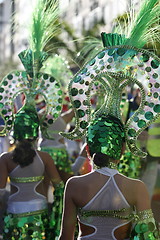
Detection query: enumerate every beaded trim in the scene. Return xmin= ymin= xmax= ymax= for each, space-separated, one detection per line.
xmin=78 ymin=207 xmax=134 ymax=220
xmin=11 ymin=208 xmax=48 ymax=218
xmin=134 ymin=209 xmax=154 ymax=222
xmin=94 ymin=161 xmax=118 ymax=170
xmin=10 ymin=175 xmax=44 ymax=183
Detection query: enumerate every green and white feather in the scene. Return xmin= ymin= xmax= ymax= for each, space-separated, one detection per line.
xmin=29 ymin=0 xmax=60 ymax=61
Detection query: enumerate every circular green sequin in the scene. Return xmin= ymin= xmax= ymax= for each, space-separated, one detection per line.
xmin=58 ymin=90 xmax=62 ymax=95
xmin=58 ymin=98 xmax=62 ymax=103
xmin=117 ymin=48 xmax=126 ymax=56
xmin=3 ymin=81 xmax=8 ymax=86
xmin=89 ymin=59 xmax=96 ymax=66
xmin=153 ymin=104 xmax=160 ymax=113
xmin=74 ymin=75 xmax=81 ymax=83
xmin=7 ymin=74 xmax=13 ymax=80
xmin=148 ymin=222 xmax=155 ymax=231
xmin=71 ymin=88 xmax=78 ymax=96
xmin=145 ymin=111 xmax=153 ymax=120
xmin=148 ymin=83 xmax=152 ymax=88
xmin=108 ymin=58 xmax=113 ymax=63
xmin=151 ymin=59 xmax=159 ymax=69
xmin=108 ymin=49 xmax=115 ymax=56
xmin=43 ymin=74 xmax=48 ymax=80
xmin=1 ymin=109 xmax=7 ymax=115
xmin=98 ymin=51 xmax=105 ymax=59
xmin=77 ymin=109 xmax=85 ymax=118
xmin=7 ymin=120 xmax=12 ymax=125
xmin=154 ymin=83 xmax=159 ymax=88
xmin=133 ymin=116 xmax=139 ymax=122
xmin=80 ymin=79 xmax=84 ymax=84
xmin=152 ymin=73 xmax=158 ymax=79
xmin=107 ymin=65 xmax=112 ymax=69
xmin=153 ymin=92 xmax=158 ymax=98
xmin=80 ymin=120 xmax=88 ymax=129
xmin=140 ymin=223 xmax=148 ymax=233
xmin=56 ymin=105 xmax=61 ymax=111
xmin=148 ymin=102 xmax=154 ymax=108
xmin=48 ymin=119 xmax=53 ymax=124
xmin=142 ymin=53 xmax=150 ymax=62
xmin=85 ymin=81 xmax=89 ymax=86
xmin=79 ymin=89 xmax=84 ymax=94
xmin=81 ymin=68 xmax=87 ymax=74
xmin=74 ymin=100 xmax=81 ymax=108
xmin=0 ymin=96 xmax=3 ymax=100
xmin=49 ymin=77 xmax=55 ymax=82
xmin=83 ymin=100 xmax=88 ymax=106
xmin=99 ymin=60 xmax=104 ymax=65
xmin=55 ymin=83 xmax=60 ymax=88
xmin=137 ymin=119 xmax=146 ymax=128
xmin=128 ymin=128 xmax=136 ymax=137
xmin=0 ymin=88 xmax=4 ymax=93
xmin=53 ymin=113 xmax=59 ymax=118
xmin=145 ymin=67 xmax=151 ymax=72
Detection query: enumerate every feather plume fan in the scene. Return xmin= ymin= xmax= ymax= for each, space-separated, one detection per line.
xmin=78 ymin=0 xmax=160 ymax=64
xmin=29 ymin=0 xmax=60 ymax=61
xmin=125 ymin=0 xmax=160 ymax=48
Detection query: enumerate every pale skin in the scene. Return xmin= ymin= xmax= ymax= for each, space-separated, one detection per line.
xmin=0 ymin=149 xmax=62 ymax=204
xmin=58 ymin=147 xmax=151 ymax=240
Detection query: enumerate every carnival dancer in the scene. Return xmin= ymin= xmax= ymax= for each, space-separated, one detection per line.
xmin=59 ymin=0 xmax=160 ymax=238
xmin=0 ymin=0 xmax=65 ymax=239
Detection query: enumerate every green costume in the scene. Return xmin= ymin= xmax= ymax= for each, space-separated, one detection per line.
xmin=0 ymin=0 xmax=65 ymax=239
xmin=60 ymin=0 xmax=160 ymax=238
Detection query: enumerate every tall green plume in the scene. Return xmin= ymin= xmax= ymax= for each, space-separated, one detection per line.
xmin=125 ymin=0 xmax=160 ymax=48
xmin=29 ymin=0 xmax=60 ymax=62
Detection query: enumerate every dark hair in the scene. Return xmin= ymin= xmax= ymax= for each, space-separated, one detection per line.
xmin=93 ymin=152 xmax=110 ymax=168
xmin=12 ymin=140 xmax=36 ymax=167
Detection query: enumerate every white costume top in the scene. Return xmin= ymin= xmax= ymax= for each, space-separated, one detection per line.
xmin=8 ymin=151 xmax=47 ymax=214
xmin=77 ymin=167 xmax=133 ymax=240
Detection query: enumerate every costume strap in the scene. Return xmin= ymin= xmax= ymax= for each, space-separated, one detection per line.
xmin=95 ymin=167 xmax=118 ymax=177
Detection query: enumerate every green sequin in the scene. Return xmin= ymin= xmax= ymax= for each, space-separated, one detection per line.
xmin=71 ymin=88 xmax=78 ymax=96
xmin=87 ymin=115 xmax=125 ymax=159
xmin=145 ymin=112 xmax=153 ymax=120
xmin=98 ymin=51 xmax=105 ymax=59
xmin=153 ymin=104 xmax=160 ymax=113
xmin=89 ymin=59 xmax=96 ymax=66
xmin=137 ymin=119 xmax=146 ymax=128
xmin=3 ymin=209 xmax=52 ymax=240
xmin=151 ymin=59 xmax=159 ymax=69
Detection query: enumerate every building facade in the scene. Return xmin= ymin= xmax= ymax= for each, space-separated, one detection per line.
xmin=0 ymin=0 xmax=140 ymax=63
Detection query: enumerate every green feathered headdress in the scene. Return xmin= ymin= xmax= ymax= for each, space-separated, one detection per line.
xmin=0 ymin=0 xmax=63 ymax=140
xmin=61 ymin=0 xmax=160 ymax=159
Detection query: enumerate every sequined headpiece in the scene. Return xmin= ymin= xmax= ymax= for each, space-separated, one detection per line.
xmin=61 ymin=0 xmax=160 ymax=158
xmin=13 ymin=103 xmax=40 ymax=140
xmin=87 ymin=115 xmax=125 ymax=159
xmin=0 ymin=0 xmax=63 ymax=140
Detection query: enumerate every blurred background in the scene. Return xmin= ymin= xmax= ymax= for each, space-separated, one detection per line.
xmin=0 ymin=0 xmax=160 ymax=238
